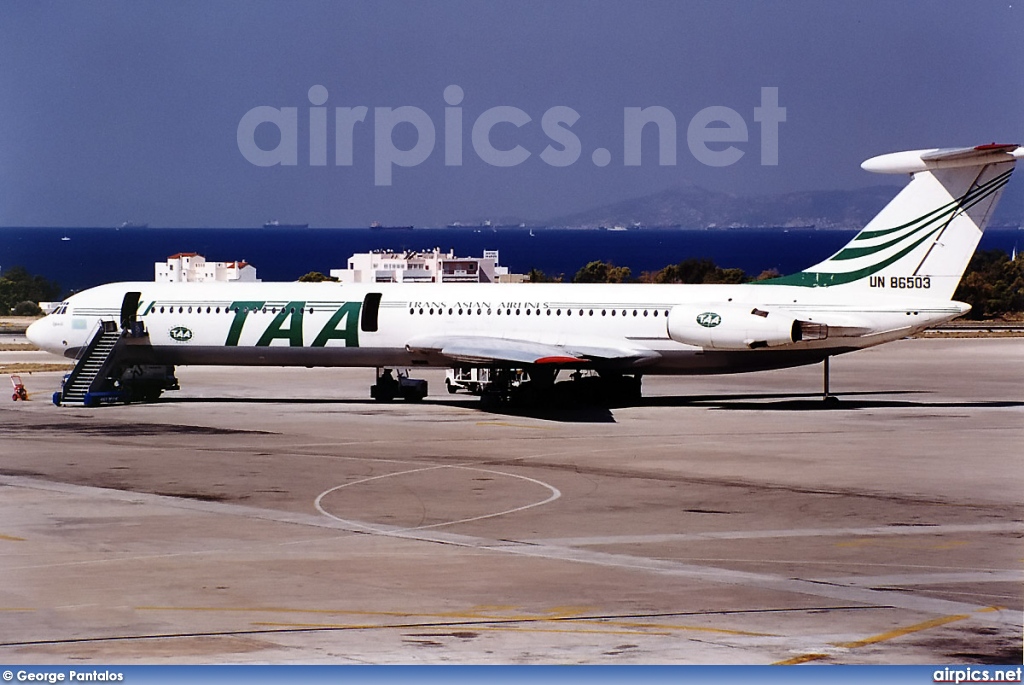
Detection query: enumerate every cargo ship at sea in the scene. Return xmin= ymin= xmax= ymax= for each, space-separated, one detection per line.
xmin=447 ymin=220 xmax=493 ymax=229
xmin=263 ymin=220 xmax=309 ymax=229
xmin=370 ymin=221 xmax=414 ymax=231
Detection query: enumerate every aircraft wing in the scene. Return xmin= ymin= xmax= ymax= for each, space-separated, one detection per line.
xmin=405 ymin=334 xmax=660 ymax=367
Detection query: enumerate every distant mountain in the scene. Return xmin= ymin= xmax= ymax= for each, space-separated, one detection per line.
xmin=545 ymin=178 xmax=1024 ymax=230
xmin=546 ymin=182 xmax=908 ymax=229
xmin=445 ymin=177 xmax=1023 ymax=231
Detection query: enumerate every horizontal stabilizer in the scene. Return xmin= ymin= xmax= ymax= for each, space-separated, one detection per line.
xmin=862 ymin=144 xmax=1022 ymax=174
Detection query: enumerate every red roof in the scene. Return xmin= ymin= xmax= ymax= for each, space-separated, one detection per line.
xmin=168 ymin=252 xmax=198 ymax=259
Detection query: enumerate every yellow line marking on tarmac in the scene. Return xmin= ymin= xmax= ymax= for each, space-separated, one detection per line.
xmin=0 ymin=534 xmax=26 ymax=541
xmin=774 ymin=606 xmax=999 ymax=665
xmin=542 ymin=605 xmax=594 ymax=616
xmin=599 ymin=620 xmax=775 ymax=637
xmin=475 ymin=421 xmax=555 ymax=430
xmin=836 ymin=538 xmax=969 ymax=551
xmin=774 ymin=653 xmax=831 ymax=665
xmin=434 ymin=625 xmax=672 ymax=637
xmin=138 ymin=605 xmax=767 ymax=638
xmin=137 ymin=606 xmax=595 ymax=623
xmin=249 ymin=614 xmax=774 ymax=634
xmin=831 ymin=613 xmax=971 ymax=649
xmin=137 ymin=606 xmax=510 ymax=619
xmin=252 ymin=621 xmax=671 ymax=637
xmin=252 ymin=621 xmax=400 ymax=630
xmin=0 ymin=608 xmax=34 ymax=612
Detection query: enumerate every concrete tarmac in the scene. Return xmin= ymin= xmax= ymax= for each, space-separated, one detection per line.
xmin=0 ymin=338 xmax=1021 ymax=664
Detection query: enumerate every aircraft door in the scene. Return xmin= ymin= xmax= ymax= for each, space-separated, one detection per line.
xmin=361 ymin=292 xmax=382 ymax=332
xmin=120 ymin=291 xmax=141 ymax=331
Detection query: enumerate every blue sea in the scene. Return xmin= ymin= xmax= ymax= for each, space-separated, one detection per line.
xmin=0 ymin=226 xmax=1020 ymax=294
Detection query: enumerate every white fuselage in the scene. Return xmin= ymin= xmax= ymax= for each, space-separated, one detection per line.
xmin=27 ymin=280 xmax=967 ymax=375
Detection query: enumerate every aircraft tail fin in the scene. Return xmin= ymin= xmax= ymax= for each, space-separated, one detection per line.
xmin=764 ymin=144 xmax=1021 ymax=299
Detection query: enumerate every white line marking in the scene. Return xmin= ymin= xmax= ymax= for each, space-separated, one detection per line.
xmin=314 ymin=466 xmax=561 ymax=534
xmin=2 ymin=475 xmax=1019 ymax=628
xmin=820 ymin=571 xmax=1024 ymax=587
xmin=528 ymin=523 xmax=1024 ymax=546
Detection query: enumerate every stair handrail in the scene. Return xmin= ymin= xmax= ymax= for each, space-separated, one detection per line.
xmin=61 ymin=318 xmax=120 ymax=394
xmin=70 ymin=319 xmax=99 ymax=365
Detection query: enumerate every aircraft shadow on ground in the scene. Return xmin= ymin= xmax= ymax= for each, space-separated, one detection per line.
xmin=161 ymin=395 xmax=618 ymax=422
xmin=159 ymin=390 xmax=1021 ymax=422
xmin=455 ymin=402 xmax=616 ymax=423
xmin=641 ymin=390 xmax=1024 ymax=411
xmin=169 ymin=396 xmax=389 ymax=405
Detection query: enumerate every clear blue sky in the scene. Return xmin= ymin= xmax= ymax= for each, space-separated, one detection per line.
xmin=1 ymin=0 xmax=1021 ymax=227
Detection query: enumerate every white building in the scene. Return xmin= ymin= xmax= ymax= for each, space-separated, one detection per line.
xmin=155 ymin=253 xmax=259 ymax=283
xmin=330 ymin=248 xmax=525 ymax=284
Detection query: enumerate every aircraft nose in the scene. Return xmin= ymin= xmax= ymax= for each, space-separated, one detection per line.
xmin=26 ymin=318 xmax=42 ymax=346
xmin=26 ymin=317 xmax=53 ymax=351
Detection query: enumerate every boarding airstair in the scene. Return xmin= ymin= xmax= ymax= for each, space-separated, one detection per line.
xmin=55 ymin=320 xmax=123 ymax=406
xmin=54 ymin=291 xmax=180 ymax=407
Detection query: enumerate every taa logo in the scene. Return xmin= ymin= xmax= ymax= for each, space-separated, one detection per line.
xmin=169 ymin=326 xmax=193 ymax=342
xmin=696 ymin=312 xmax=722 ymax=328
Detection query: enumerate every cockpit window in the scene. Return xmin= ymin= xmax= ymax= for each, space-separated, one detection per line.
xmin=53 ymin=303 xmax=69 ymax=315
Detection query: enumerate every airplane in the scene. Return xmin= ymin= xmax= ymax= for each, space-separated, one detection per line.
xmin=26 ymin=143 xmax=1022 ymax=407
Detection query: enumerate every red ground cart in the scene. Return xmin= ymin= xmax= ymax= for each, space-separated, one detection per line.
xmin=11 ymin=375 xmax=28 ymax=401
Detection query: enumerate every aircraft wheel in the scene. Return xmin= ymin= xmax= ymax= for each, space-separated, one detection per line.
xmin=480 ymin=392 xmax=503 ymax=408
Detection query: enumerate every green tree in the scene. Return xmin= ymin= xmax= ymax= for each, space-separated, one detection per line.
xmin=572 ymin=260 xmax=631 ymax=283
xmin=710 ymin=267 xmax=748 ymax=284
xmin=12 ymin=301 xmax=43 ymax=316
xmin=953 ymin=249 xmax=1024 ymax=319
xmin=640 ymin=257 xmax=749 ymax=284
xmin=526 ymin=268 xmax=563 ymax=283
xmin=297 ymin=271 xmax=338 ymax=282
xmin=0 ymin=266 xmax=62 ymax=315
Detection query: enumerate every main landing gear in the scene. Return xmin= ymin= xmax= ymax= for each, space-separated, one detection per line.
xmin=481 ymin=367 xmax=643 ymax=408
